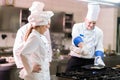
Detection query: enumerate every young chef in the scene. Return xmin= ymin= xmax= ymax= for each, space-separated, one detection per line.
xmin=19 ymin=11 xmax=54 ymax=80
xmin=66 ymin=3 xmax=105 ymax=72
xmin=13 ymin=1 xmax=53 ymax=80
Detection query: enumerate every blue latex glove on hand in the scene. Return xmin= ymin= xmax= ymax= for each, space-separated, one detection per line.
xmin=73 ymin=36 xmax=89 ymax=56
xmin=94 ymin=56 xmax=105 ymax=66
xmin=73 ymin=36 xmax=83 ymax=47
xmin=94 ymin=51 xmax=105 ymax=66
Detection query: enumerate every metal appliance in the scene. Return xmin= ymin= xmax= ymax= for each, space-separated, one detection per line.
xmin=56 ymin=55 xmax=120 ymax=80
xmin=56 ymin=67 xmax=120 ymax=80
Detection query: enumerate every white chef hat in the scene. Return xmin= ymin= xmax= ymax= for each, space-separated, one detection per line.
xmin=86 ymin=3 xmax=100 ymax=21
xmin=28 ymin=11 xmax=54 ymax=27
xmin=29 ymin=1 xmax=45 ymax=14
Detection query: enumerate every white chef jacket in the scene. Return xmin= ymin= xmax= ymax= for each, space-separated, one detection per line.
xmin=13 ymin=23 xmax=52 ymax=68
xmin=70 ymin=22 xmax=104 ymax=58
xmin=20 ymin=29 xmax=51 ymax=80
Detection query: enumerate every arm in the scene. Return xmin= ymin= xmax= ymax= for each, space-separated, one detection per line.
xmin=95 ymin=30 xmax=104 ymax=52
xmin=70 ymin=23 xmax=90 ymax=57
xmin=13 ymin=29 xmax=25 ymax=68
xmin=20 ymin=35 xmax=40 ymax=74
xmin=13 ymin=24 xmax=30 ymax=53
xmin=13 ymin=29 xmax=25 ymax=53
xmin=94 ymin=31 xmax=105 ymax=66
xmin=72 ymin=24 xmax=81 ymax=45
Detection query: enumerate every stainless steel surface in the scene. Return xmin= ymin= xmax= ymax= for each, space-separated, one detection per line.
xmin=0 ymin=6 xmax=20 ymax=32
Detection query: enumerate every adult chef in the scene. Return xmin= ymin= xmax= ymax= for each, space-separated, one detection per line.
xmin=66 ymin=3 xmax=105 ymax=72
xmin=13 ymin=1 xmax=53 ymax=80
xmin=19 ymin=11 xmax=54 ymax=80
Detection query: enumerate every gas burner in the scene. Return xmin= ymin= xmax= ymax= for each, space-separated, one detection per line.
xmin=56 ymin=67 xmax=120 ymax=80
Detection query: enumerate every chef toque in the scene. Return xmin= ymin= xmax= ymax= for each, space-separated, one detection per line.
xmin=29 ymin=1 xmax=45 ymax=14
xmin=28 ymin=11 xmax=54 ymax=27
xmin=86 ymin=3 xmax=100 ymax=21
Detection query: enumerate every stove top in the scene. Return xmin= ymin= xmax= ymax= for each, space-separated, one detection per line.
xmin=56 ymin=67 xmax=120 ymax=80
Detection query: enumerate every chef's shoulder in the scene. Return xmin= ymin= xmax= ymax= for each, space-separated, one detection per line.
xmin=17 ymin=23 xmax=31 ymax=34
xmin=73 ymin=22 xmax=84 ymax=29
xmin=19 ymin=23 xmax=30 ymax=31
xmin=95 ymin=26 xmax=103 ymax=35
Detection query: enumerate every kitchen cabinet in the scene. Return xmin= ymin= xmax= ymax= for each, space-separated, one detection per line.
xmin=20 ymin=9 xmax=30 ymax=27
xmin=50 ymin=12 xmax=74 ymax=33
xmin=0 ymin=6 xmax=20 ymax=32
xmin=50 ymin=12 xmax=65 ymax=33
xmin=0 ymin=6 xmax=30 ymax=32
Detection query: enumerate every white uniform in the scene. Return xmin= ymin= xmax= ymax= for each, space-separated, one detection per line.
xmin=13 ymin=23 xmax=52 ymax=68
xmin=20 ymin=29 xmax=50 ymax=80
xmin=13 ymin=23 xmax=30 ymax=68
xmin=70 ymin=22 xmax=104 ymax=58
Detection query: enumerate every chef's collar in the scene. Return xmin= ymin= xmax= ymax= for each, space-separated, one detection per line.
xmin=32 ymin=29 xmax=44 ymax=37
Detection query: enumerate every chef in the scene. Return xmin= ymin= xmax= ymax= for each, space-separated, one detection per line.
xmin=66 ymin=3 xmax=105 ymax=72
xmin=13 ymin=1 xmax=53 ymax=80
xmin=19 ymin=11 xmax=54 ymax=80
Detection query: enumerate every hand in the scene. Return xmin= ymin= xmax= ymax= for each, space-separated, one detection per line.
xmin=70 ymin=45 xmax=89 ymax=56
xmin=70 ymin=45 xmax=82 ymax=54
xmin=94 ymin=56 xmax=105 ymax=66
xmin=73 ymin=36 xmax=83 ymax=47
xmin=19 ymin=68 xmax=28 ymax=79
xmin=32 ymin=64 xmax=41 ymax=73
xmin=81 ymin=45 xmax=89 ymax=56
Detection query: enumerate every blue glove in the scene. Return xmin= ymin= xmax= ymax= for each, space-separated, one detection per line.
xmin=95 ymin=51 xmax=104 ymax=58
xmin=73 ymin=36 xmax=83 ymax=47
xmin=94 ymin=51 xmax=105 ymax=66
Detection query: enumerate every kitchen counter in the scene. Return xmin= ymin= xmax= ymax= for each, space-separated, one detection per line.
xmin=0 ymin=55 xmax=18 ymax=80
xmin=103 ymin=55 xmax=120 ymax=67
xmin=50 ymin=57 xmax=69 ymax=80
xmin=1 ymin=55 xmax=120 ymax=80
xmin=0 ymin=62 xmax=16 ymax=80
xmin=0 ymin=58 xmax=68 ymax=80
xmin=55 ymin=55 xmax=120 ymax=80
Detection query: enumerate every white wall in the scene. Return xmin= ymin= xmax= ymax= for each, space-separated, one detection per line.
xmin=0 ymin=0 xmax=118 ymax=51
xmin=97 ymin=7 xmax=117 ymax=50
